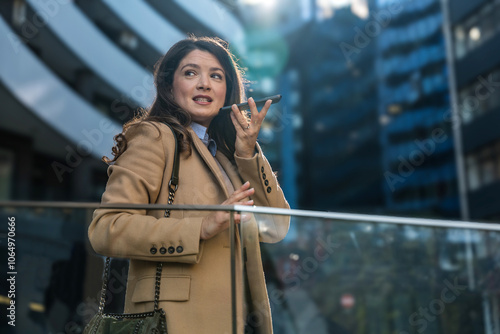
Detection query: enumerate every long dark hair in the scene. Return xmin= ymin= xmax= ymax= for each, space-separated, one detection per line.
xmin=103 ymin=35 xmax=246 ymax=164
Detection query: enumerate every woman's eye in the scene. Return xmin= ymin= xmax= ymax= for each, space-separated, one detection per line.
xmin=212 ymin=73 xmax=223 ymax=80
xmin=184 ymin=70 xmax=195 ymax=77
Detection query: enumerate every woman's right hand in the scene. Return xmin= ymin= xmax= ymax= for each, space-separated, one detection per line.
xmin=200 ymin=181 xmax=255 ymax=240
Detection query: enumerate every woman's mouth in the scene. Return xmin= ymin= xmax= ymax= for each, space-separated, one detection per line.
xmin=193 ymin=96 xmax=213 ymax=104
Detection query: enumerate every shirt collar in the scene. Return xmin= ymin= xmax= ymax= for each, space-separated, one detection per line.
xmin=190 ymin=122 xmax=217 ymax=157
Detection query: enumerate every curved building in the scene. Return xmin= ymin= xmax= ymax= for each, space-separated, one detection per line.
xmin=0 ymin=0 xmax=244 ymax=202
xmin=0 ymin=2 xmax=244 ymax=333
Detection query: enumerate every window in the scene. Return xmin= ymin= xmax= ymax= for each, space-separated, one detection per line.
xmin=466 ymin=139 xmax=500 ymax=192
xmin=458 ymin=86 xmax=474 ymax=124
xmin=479 ymin=3 xmax=495 ymax=41
xmin=466 ymin=155 xmax=480 ymax=191
xmin=458 ymin=66 xmax=500 ymax=123
xmin=480 ymin=147 xmax=495 ymax=185
xmin=454 ymin=1 xmax=500 ymax=59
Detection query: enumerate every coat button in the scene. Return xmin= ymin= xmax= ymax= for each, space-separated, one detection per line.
xmin=265 ymin=180 xmax=269 ymax=186
xmin=262 ymin=173 xmax=266 ymax=180
xmin=267 ymin=187 xmax=272 ymax=193
xmin=160 ymin=247 xmax=167 ymax=254
xmin=168 ymin=246 xmax=175 ymax=254
xmin=261 ymin=166 xmax=264 ymax=173
xmin=150 ymin=247 xmax=157 ymax=254
xmin=176 ymin=246 xmax=184 ymax=253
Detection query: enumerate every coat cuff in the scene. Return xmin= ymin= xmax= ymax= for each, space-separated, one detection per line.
xmin=145 ymin=217 xmax=205 ymax=263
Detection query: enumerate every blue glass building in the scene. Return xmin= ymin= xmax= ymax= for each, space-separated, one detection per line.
xmin=376 ymin=0 xmax=459 ymax=217
xmin=288 ymin=5 xmax=383 ymax=212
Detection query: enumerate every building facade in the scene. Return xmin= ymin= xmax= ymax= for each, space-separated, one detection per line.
xmin=377 ymin=0 xmax=459 ymax=218
xmin=445 ymin=0 xmax=500 ymax=331
xmin=448 ymin=0 xmax=500 ymax=221
xmin=290 ymin=5 xmax=383 ymax=212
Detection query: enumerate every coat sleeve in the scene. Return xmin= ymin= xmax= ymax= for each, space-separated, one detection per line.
xmin=234 ymin=143 xmax=290 ymax=243
xmin=88 ymin=122 xmax=204 ymax=263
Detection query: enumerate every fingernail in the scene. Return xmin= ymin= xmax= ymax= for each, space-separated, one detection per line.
xmin=244 ymin=181 xmax=250 ymax=186
xmin=241 ymin=214 xmax=251 ymax=222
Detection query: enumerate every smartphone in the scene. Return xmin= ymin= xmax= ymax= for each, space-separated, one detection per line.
xmin=219 ymin=94 xmax=282 ymax=112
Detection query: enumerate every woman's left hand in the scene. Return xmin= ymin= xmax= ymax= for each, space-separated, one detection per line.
xmin=230 ymin=97 xmax=272 ymax=158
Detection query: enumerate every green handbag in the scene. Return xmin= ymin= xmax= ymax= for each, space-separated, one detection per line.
xmin=83 ymin=258 xmax=167 ymax=334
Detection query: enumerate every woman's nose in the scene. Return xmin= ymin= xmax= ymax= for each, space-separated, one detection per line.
xmin=197 ymin=75 xmax=211 ymax=90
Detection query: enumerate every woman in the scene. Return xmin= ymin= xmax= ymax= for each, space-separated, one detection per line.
xmin=88 ymin=36 xmax=290 ymax=333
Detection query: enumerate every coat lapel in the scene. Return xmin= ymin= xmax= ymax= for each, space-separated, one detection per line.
xmin=188 ymin=128 xmax=230 ymax=198
xmin=215 ymin=151 xmax=243 ymax=191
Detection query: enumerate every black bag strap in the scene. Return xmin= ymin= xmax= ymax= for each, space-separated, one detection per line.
xmin=162 ymin=122 xmax=180 ymax=218
xmin=97 ymin=258 xmax=163 ymax=314
xmin=97 ymin=121 xmax=180 ymax=314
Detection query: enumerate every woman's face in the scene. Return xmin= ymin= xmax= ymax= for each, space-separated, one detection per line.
xmin=172 ymin=49 xmax=227 ymax=127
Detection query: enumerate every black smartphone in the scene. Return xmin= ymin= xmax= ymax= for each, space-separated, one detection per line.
xmin=219 ymin=94 xmax=282 ymax=112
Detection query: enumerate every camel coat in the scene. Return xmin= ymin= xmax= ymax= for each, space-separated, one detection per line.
xmin=88 ymin=121 xmax=290 ymax=334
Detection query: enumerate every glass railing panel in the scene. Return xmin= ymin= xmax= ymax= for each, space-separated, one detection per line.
xmin=0 ymin=204 xmax=242 ymax=334
xmin=239 ymin=208 xmax=500 ymax=334
xmin=0 ymin=206 xmax=100 ymax=334
xmin=2 ymin=203 xmax=499 ymax=334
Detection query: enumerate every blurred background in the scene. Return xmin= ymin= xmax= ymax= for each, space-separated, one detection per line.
xmin=0 ymin=0 xmax=500 ymax=333
xmin=1 ymin=0 xmax=500 ymax=221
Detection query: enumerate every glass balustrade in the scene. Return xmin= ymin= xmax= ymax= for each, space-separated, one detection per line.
xmin=237 ymin=206 xmax=500 ymax=334
xmin=0 ymin=203 xmax=499 ymax=334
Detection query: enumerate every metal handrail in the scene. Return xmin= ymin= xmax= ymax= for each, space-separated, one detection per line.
xmin=1 ymin=201 xmax=499 ymax=231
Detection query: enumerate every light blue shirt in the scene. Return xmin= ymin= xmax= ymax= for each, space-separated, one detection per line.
xmin=189 ymin=122 xmax=234 ymax=194
xmin=189 ymin=122 xmax=217 ymax=157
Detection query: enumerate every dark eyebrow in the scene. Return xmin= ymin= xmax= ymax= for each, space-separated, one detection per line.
xmin=180 ymin=63 xmax=225 ymax=74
